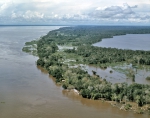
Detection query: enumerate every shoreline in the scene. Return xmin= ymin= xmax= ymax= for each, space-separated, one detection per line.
xmin=37 ymin=65 xmax=150 ymax=115
xmin=22 ymin=26 xmax=150 ymax=115
xmin=67 ymin=88 xmax=150 ymax=114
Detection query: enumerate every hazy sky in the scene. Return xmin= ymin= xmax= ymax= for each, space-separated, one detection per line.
xmin=0 ymin=0 xmax=150 ymax=25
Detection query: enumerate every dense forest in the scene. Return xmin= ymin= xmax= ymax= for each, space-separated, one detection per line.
xmin=65 ymin=46 xmax=150 ymax=65
xmin=23 ymin=26 xmax=150 ymax=113
xmin=43 ymin=26 xmax=150 ymax=45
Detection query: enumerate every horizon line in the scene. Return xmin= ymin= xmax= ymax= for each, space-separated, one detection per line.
xmin=0 ymin=24 xmax=150 ymax=27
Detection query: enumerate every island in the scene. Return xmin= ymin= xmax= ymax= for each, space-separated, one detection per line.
xmin=23 ymin=26 xmax=150 ymax=114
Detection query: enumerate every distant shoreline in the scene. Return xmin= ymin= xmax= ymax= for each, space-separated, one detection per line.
xmin=1 ymin=25 xmax=150 ymax=27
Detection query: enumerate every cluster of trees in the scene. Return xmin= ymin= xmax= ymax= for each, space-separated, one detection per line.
xmin=37 ymin=53 xmax=150 ymax=107
xmin=65 ymin=45 xmax=150 ymax=66
xmin=24 ymin=26 xmax=150 ymax=108
xmin=38 ymin=26 xmax=150 ymax=46
xmin=37 ymin=39 xmax=58 ymax=58
xmin=22 ymin=40 xmax=38 ymax=56
xmin=64 ymin=72 xmax=150 ymax=107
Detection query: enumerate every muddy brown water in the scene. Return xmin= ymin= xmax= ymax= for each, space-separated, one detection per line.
xmin=83 ymin=64 xmax=150 ymax=85
xmin=0 ymin=26 xmax=149 ymax=118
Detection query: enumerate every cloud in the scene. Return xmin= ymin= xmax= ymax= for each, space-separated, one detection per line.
xmin=0 ymin=2 xmax=14 ymax=15
xmin=89 ymin=3 xmax=135 ymax=19
xmin=0 ymin=1 xmax=149 ymax=25
xmin=88 ymin=3 xmax=150 ymax=24
xmin=23 ymin=10 xmax=44 ymax=19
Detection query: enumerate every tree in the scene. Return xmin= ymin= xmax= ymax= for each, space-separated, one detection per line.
xmin=92 ymin=70 xmax=96 ymax=75
xmin=135 ymin=95 xmax=141 ymax=107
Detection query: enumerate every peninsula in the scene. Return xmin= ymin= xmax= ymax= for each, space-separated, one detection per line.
xmin=23 ymin=26 xmax=150 ymax=114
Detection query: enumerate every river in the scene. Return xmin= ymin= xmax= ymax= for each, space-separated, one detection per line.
xmin=0 ymin=26 xmax=148 ymax=118
xmin=93 ymin=34 xmax=150 ymax=51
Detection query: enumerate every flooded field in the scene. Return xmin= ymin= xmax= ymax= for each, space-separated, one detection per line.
xmin=92 ymin=34 xmax=150 ymax=85
xmin=80 ymin=64 xmax=150 ymax=85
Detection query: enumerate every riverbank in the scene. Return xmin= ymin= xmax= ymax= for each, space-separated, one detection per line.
xmin=22 ymin=26 xmax=150 ymax=115
xmin=65 ymin=88 xmax=150 ymax=115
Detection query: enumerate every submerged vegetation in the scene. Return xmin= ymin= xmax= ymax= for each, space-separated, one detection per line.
xmin=22 ymin=40 xmax=38 ymax=56
xmin=23 ymin=26 xmax=150 ymax=113
xmin=146 ymin=76 xmax=150 ymax=80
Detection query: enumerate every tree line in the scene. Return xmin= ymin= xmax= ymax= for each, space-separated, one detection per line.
xmin=65 ymin=45 xmax=150 ymax=66
xmin=24 ymin=26 xmax=150 ymax=111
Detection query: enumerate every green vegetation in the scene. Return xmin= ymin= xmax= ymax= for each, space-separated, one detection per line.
xmin=71 ymin=46 xmax=150 ymax=66
xmin=22 ymin=40 xmax=38 ymax=56
xmin=124 ymin=104 xmax=132 ymax=110
xmin=23 ymin=26 xmax=150 ymax=112
xmin=146 ymin=76 xmax=150 ymax=80
xmin=135 ymin=108 xmax=144 ymax=114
